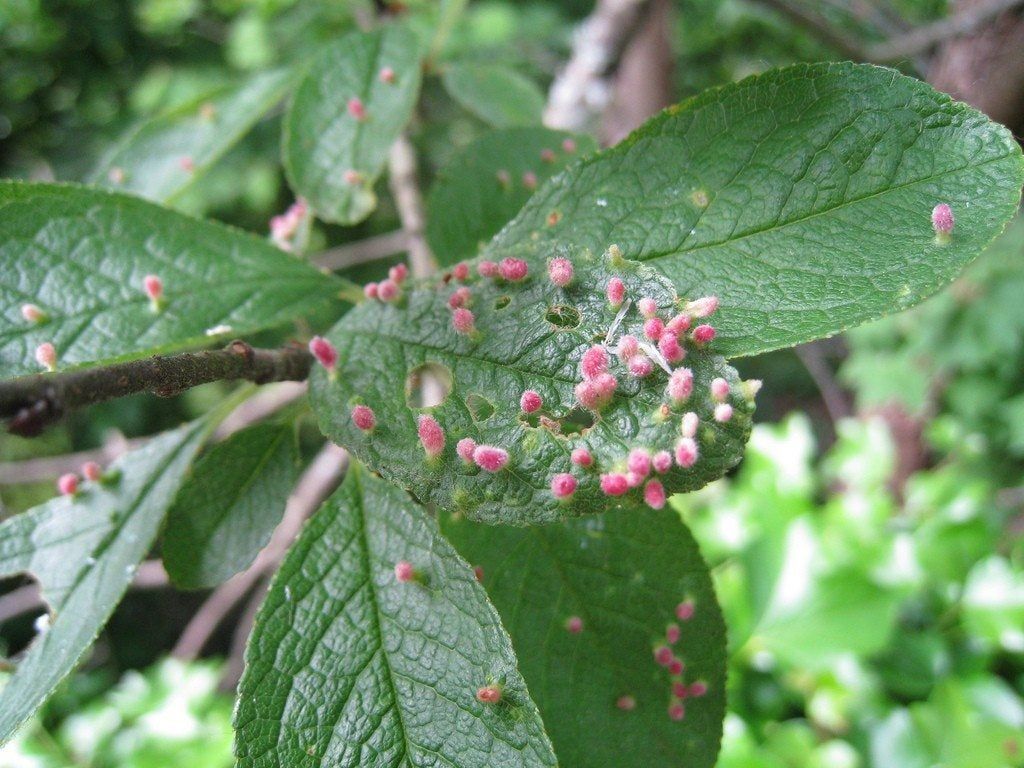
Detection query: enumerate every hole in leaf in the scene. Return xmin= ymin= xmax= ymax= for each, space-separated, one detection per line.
xmin=557 ymin=407 xmax=595 ymax=436
xmin=494 ymin=295 xmax=511 ymax=310
xmin=546 ymin=305 xmax=581 ymax=329
xmin=465 ymin=392 xmax=495 ymax=422
xmin=406 ymin=363 xmax=453 ymax=408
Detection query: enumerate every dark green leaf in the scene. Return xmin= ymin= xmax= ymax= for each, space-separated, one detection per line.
xmin=0 ymin=420 xmax=210 ymax=743
xmin=441 ymin=506 xmax=727 ymax=768
xmin=233 ymin=464 xmax=556 ymax=767
xmin=488 ymin=62 xmax=1024 ymax=356
xmin=163 ymin=422 xmax=299 ymax=590
xmin=283 ymin=25 xmax=423 ymax=224
xmin=442 ymin=63 xmax=545 ymax=128
xmin=88 ymin=69 xmax=295 ymax=204
xmin=309 ymin=250 xmax=754 ymax=525
xmin=426 ymin=128 xmax=597 ymax=265
xmin=0 ymin=182 xmax=350 ymax=378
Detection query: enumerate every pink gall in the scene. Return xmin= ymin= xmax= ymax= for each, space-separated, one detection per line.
xmin=389 ymin=263 xmax=408 ymax=284
xmin=571 ymin=447 xmax=593 ymax=467
xmin=666 ymin=623 xmax=681 ymax=645
xmin=638 ymin=297 xmax=658 ymax=317
xmin=667 ymin=368 xmax=694 ymax=403
xmin=377 ymin=279 xmax=400 ymax=302
xmin=627 ymin=448 xmax=651 ymax=478
xmin=452 ymin=307 xmax=476 ymax=335
xmin=666 ymin=313 xmax=691 ymax=336
xmin=452 ymin=262 xmax=470 ymax=281
xmin=562 ymin=138 xmax=577 ymax=153
xmin=394 ymin=560 xmax=416 ymax=582
xmin=652 ymin=450 xmax=673 ymax=474
xmin=659 ymin=333 xmax=685 ymax=363
xmin=476 ymin=685 xmax=502 ymax=705
xmin=82 ymin=461 xmax=102 ymax=482
xmin=680 ymin=412 xmax=699 ymax=439
xmin=692 ymin=324 xmax=716 ymax=345
xmin=654 ymin=645 xmax=674 ymax=667
xmin=626 ymin=471 xmax=644 ymax=489
xmin=617 ymin=334 xmax=640 ymax=360
xmin=668 ymin=658 xmax=684 ymax=675
xmin=143 ymin=274 xmax=164 ymax=309
xmin=643 ymin=317 xmax=664 ymax=341
xmin=565 ymin=615 xmax=584 ymax=633
xmin=551 ymin=473 xmax=577 ymax=499
xmin=57 ymin=473 xmax=78 ymax=496
xmin=676 ymin=601 xmax=695 ymax=620
xmin=379 ymin=66 xmax=396 ymax=84
xmin=347 ymin=97 xmax=366 ymax=120
xmin=495 ymin=169 xmax=511 ymax=187
xmin=689 ymin=682 xmax=708 ymax=697
xmin=36 ymin=342 xmax=57 ymax=372
xmin=21 ymin=304 xmax=47 ymax=323
xmin=456 ymin=437 xmax=477 ymax=463
xmin=343 ymin=169 xmax=363 ymax=185
xmin=627 ymin=354 xmax=654 ymax=378
xmin=520 ymin=390 xmax=543 ymax=413
xmin=672 ymin=681 xmax=688 ymax=699
xmin=685 ymin=295 xmax=719 ymax=318
xmin=522 ymin=171 xmax=538 ymax=189
xmin=499 ymin=257 xmax=528 ymax=282
xmin=309 ymin=336 xmax=337 ymax=371
xmin=668 ymin=703 xmax=686 ymax=722
xmin=179 ymin=156 xmax=195 ymax=173
xmin=351 ymin=405 xmax=376 ymax=432
xmin=600 ymin=472 xmax=630 ymax=496
xmin=714 ymin=403 xmax=734 ymax=422
xmin=540 ymin=148 xmax=556 ymax=163
xmin=932 ymin=203 xmax=954 ymax=235
xmin=363 ymin=282 xmax=379 ymax=300
xmin=477 ymin=260 xmax=500 ymax=278
xmin=473 ymin=565 xmax=484 ymax=582
xmin=710 ymin=377 xmax=730 ymax=402
xmin=675 ymin=437 xmax=698 ymax=468
xmin=576 ymin=373 xmax=616 ymax=410
xmin=417 ymin=415 xmax=445 ymax=458
xmin=473 ymin=445 xmax=509 ymax=472
xmin=616 ymin=695 xmax=636 ymax=711
xmin=548 ymin=257 xmax=574 ymax=287
xmin=644 ymin=480 xmax=666 ymax=509
xmin=606 ymin=277 xmax=625 ymax=307
xmin=580 ymin=345 xmax=609 ymax=379
xmin=448 ymin=286 xmax=472 ymax=309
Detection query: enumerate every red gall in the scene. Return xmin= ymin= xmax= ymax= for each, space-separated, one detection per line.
xmin=477 ymin=260 xmax=500 ymax=278
xmin=452 ymin=262 xmax=470 ymax=281
xmin=714 ymin=403 xmax=734 ymax=423
xmin=347 ymin=97 xmax=366 ymax=120
xmin=417 ymin=415 xmax=445 ymax=458
xmin=308 ymin=336 xmax=337 ymax=371
xmin=644 ymin=480 xmax=666 ymax=509
xmin=82 ymin=461 xmax=102 ymax=482
xmin=571 ymin=447 xmax=593 ymax=467
xmin=476 ymin=685 xmax=502 ymax=705
xmin=377 ymin=279 xmax=399 ymax=302
xmin=498 ymin=258 xmax=528 ymax=282
xmin=692 ymin=324 xmax=716 ymax=344
xmin=667 ymin=368 xmax=694 ymax=403
xmin=452 ymin=307 xmax=475 ymax=335
xmin=548 ymin=257 xmax=574 ymax=287
xmin=394 ymin=560 xmax=416 ymax=582
xmin=675 ymin=437 xmax=698 ymax=468
xmin=456 ymin=437 xmax=477 ymax=463
xmin=473 ymin=445 xmax=509 ymax=472
xmin=600 ymin=472 xmax=630 ymax=496
xmin=580 ymin=345 xmax=609 ymax=379
xmin=652 ymin=450 xmax=673 ymax=474
xmin=676 ymin=601 xmax=695 ymax=620
xmin=551 ymin=473 xmax=577 ymax=498
xmin=21 ymin=304 xmax=47 ymax=323
xmin=565 ymin=615 xmax=584 ymax=633
xmin=931 ymin=203 xmax=954 ymax=236
xmin=520 ymin=390 xmax=542 ymax=413
xmin=606 ymin=277 xmax=625 ymax=307
xmin=389 ymin=263 xmax=408 ymax=284
xmin=379 ymin=66 xmax=396 ymax=84
xmin=351 ymin=405 xmax=376 ymax=432
xmin=35 ymin=342 xmax=57 ymax=372
xmin=57 ymin=473 xmax=78 ymax=496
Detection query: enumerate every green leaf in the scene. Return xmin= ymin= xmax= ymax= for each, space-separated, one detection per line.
xmin=487 ymin=62 xmax=1024 ymax=357
xmin=88 ymin=69 xmax=295 ymax=204
xmin=441 ymin=507 xmax=727 ymax=768
xmin=426 ymin=128 xmax=598 ymax=266
xmin=162 ymin=422 xmax=299 ymax=590
xmin=309 ymin=250 xmax=754 ymax=525
xmin=233 ymin=464 xmax=556 ymax=767
xmin=442 ymin=63 xmax=545 ymax=128
xmin=0 ymin=182 xmax=349 ymax=379
xmin=0 ymin=420 xmax=210 ymax=744
xmin=283 ymin=25 xmax=423 ymax=224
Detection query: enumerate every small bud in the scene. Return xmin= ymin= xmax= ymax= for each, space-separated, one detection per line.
xmin=347 ymin=97 xmax=366 ymax=120
xmin=21 ymin=304 xmax=47 ymax=323
xmin=600 ymin=472 xmax=630 ymax=496
xmin=685 ymin=296 xmax=719 ymax=318
xmin=522 ymin=171 xmax=538 ymax=189
xmin=666 ymin=313 xmax=691 ymax=336
xmin=710 ymin=377 xmax=730 ymax=402
xmin=666 ymin=623 xmax=680 ymax=645
xmin=343 ymin=169 xmax=363 ymax=185
xmin=627 ymin=449 xmax=651 ymax=478
xmin=692 ymin=324 xmax=716 ymax=345
xmin=379 ymin=66 xmax=396 ymax=84
xmin=364 ymin=282 xmax=379 ymax=299
xmin=667 ymin=368 xmax=694 ymax=403
xmin=562 ymin=138 xmax=577 ymax=153
xmin=659 ymin=333 xmax=685 ymax=364
xmin=551 ymin=473 xmax=577 ymax=499
xmin=643 ymin=317 xmax=664 ymax=341
xmin=496 ymin=169 xmax=511 ymax=187
xmin=565 ymin=615 xmax=584 ymax=633
xmin=457 ymin=437 xmax=477 ymax=463
xmin=931 ymin=203 xmax=954 ymax=236
xmin=394 ymin=560 xmax=416 ymax=582
xmin=389 ymin=263 xmax=408 ymax=284
xmin=689 ymin=682 xmax=708 ymax=697
xmin=476 ymin=685 xmax=502 ymax=705
xmin=548 ymin=257 xmax=574 ymax=287
xmin=448 ymin=286 xmax=472 ymax=309
xmin=676 ymin=601 xmax=695 ymax=620
xmin=606 ymin=277 xmax=625 ymax=307
xmin=714 ymin=403 xmax=734 ymax=423
xmin=668 ymin=703 xmax=686 ymax=721
xmin=35 ymin=342 xmax=57 ymax=372
xmin=571 ymin=447 xmax=593 ymax=467
xmin=499 ymin=257 xmax=528 ymax=282
xmin=377 ymin=279 xmax=400 ymax=302
xmin=653 ymin=645 xmax=673 ymax=667
xmin=668 ymin=658 xmax=683 ymax=675
xmin=680 ymin=412 xmax=699 ymax=439
xmin=580 ymin=345 xmax=609 ymax=379
xmin=352 ymin=405 xmax=376 ymax=431
xmin=418 ymin=415 xmax=446 ymax=458
xmin=617 ymin=335 xmax=639 ymax=360
xmin=57 ymin=473 xmax=78 ymax=496
xmin=652 ymin=450 xmax=672 ymax=474
xmin=540 ymin=148 xmax=556 ymax=163
xmin=452 ymin=307 xmax=476 ymax=335
xmin=473 ymin=445 xmax=509 ymax=472
xmin=82 ymin=461 xmax=102 ymax=482
xmin=627 ymin=354 xmax=654 ymax=378
xmin=478 ymin=260 xmax=500 ymax=278
xmin=644 ymin=480 xmax=666 ymax=509
xmin=453 ymin=262 xmax=470 ymax=281
xmin=675 ymin=437 xmax=698 ymax=468
xmin=638 ymin=297 xmax=658 ymax=318
xmin=143 ymin=274 xmax=164 ymax=311
xmin=520 ymin=390 xmax=543 ymax=413
xmin=309 ymin=336 xmax=338 ymax=371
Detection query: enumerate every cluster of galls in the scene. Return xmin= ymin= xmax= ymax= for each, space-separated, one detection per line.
xmin=362 ymin=262 xmax=409 ymax=304
xmin=338 ymin=66 xmax=397 ymax=189
xmin=269 ymin=198 xmax=309 ymax=252
xmin=55 ymin=459 xmax=118 ymax=497
xmin=494 ymin=137 xmax=578 ymax=192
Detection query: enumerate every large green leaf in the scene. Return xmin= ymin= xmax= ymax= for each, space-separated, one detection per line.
xmin=283 ymin=25 xmax=423 ymax=224
xmin=88 ymin=69 xmax=295 ymax=204
xmin=233 ymin=464 xmax=556 ymax=767
xmin=487 ymin=62 xmax=1024 ymax=357
xmin=0 ymin=420 xmax=210 ymax=743
xmin=441 ymin=507 xmax=727 ymax=768
xmin=309 ymin=249 xmax=755 ymax=525
xmin=0 ymin=182 xmax=350 ymax=378
xmin=426 ymin=128 xmax=597 ymax=266
xmin=162 ymin=422 xmax=299 ymax=590
xmin=441 ymin=63 xmax=545 ymax=128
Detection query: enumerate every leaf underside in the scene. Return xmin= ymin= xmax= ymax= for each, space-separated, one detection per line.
xmin=233 ymin=464 xmax=556 ymax=768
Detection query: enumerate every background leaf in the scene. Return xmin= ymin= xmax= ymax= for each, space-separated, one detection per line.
xmin=441 ymin=507 xmax=727 ymax=768
xmin=88 ymin=69 xmax=295 ymax=204
xmin=309 ymin=251 xmax=754 ymax=525
xmin=283 ymin=25 xmax=422 ymax=224
xmin=162 ymin=422 xmax=299 ymax=590
xmin=426 ymin=128 xmax=597 ymax=266
xmin=233 ymin=464 xmax=556 ymax=767
xmin=441 ymin=63 xmax=545 ymax=128
xmin=0 ymin=182 xmax=348 ymax=378
xmin=487 ymin=62 xmax=1024 ymax=357
xmin=0 ymin=420 xmax=210 ymax=743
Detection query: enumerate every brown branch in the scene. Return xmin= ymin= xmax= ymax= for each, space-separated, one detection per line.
xmin=220 ymin=576 xmax=269 ymax=692
xmin=868 ymin=0 xmax=1024 ymax=60
xmin=2 ymin=342 xmax=311 ymax=437
xmin=794 ymin=340 xmax=853 ymax=424
xmin=315 ymin=230 xmax=409 ymax=272
xmin=388 ymin=136 xmax=435 ymax=279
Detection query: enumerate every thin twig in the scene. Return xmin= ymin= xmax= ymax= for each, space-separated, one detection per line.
xmin=315 ymin=230 xmax=409 ymax=272
xmin=220 ymin=576 xmax=269 ymax=692
xmin=752 ymin=0 xmax=868 ymax=59
xmin=868 ymin=0 xmax=1024 ymax=60
xmin=388 ymin=136 xmax=435 ymax=278
xmin=2 ymin=342 xmax=311 ymax=437
xmin=794 ymin=340 xmax=853 ymax=424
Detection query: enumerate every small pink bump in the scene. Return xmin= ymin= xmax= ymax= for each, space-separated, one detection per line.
xmin=478 ymin=260 xmax=500 ymax=278
xmin=675 ymin=438 xmax=698 ymax=468
xmin=668 ymin=703 xmax=686 ymax=722
xmin=565 ymin=615 xmax=583 ymax=633
xmin=666 ymin=623 xmax=681 ymax=644
xmin=347 ymin=97 xmax=366 ymax=120
xmin=540 ymin=148 xmax=556 ymax=163
xmin=473 ymin=565 xmax=484 ymax=582
xmin=21 ymin=304 xmax=46 ymax=323
xmin=666 ymin=313 xmax=691 ymax=336
xmin=692 ymin=324 xmax=716 ymax=344
xmin=616 ymin=695 xmax=636 ymax=711
xmin=714 ymin=403 xmax=734 ymax=422
xmin=688 ymin=681 xmax=708 ymax=698
xmin=627 ymin=448 xmax=651 ymax=478
xmin=418 ymin=415 xmax=445 ymax=458
xmin=35 ymin=342 xmax=57 ymax=372
xmin=377 ymin=279 xmax=399 ymax=302
xmin=389 ymin=263 xmax=408 ymax=284
xmin=710 ymin=377 xmax=730 ymax=402
xmin=551 ymin=473 xmax=577 ymax=499
xmin=659 ymin=333 xmax=685 ymax=363
xmin=576 ymin=373 xmax=616 ymax=410
xmin=652 ymin=450 xmax=672 ymax=474
xmin=496 ymin=169 xmax=511 ymax=187
xmin=476 ymin=685 xmax=502 ymax=705
xmin=676 ymin=601 xmax=695 ymax=620
xmin=681 ymin=412 xmax=699 ymax=438
xmin=452 ymin=307 xmax=475 ymax=335
xmin=606 ymin=277 xmax=625 ymax=307
xmin=653 ymin=645 xmax=673 ymax=667
xmin=394 ymin=560 xmax=416 ymax=582
xmin=562 ymin=138 xmax=577 ymax=153
xmin=453 ymin=262 xmax=470 ymax=281
xmin=522 ymin=171 xmax=538 ymax=189
xmin=627 ymin=354 xmax=654 ymax=378
xmin=932 ymin=203 xmax=954 ymax=235
xmin=57 ymin=473 xmax=78 ymax=496
xmin=580 ymin=345 xmax=609 ymax=379
xmin=617 ymin=335 xmax=639 ymax=360
xmin=448 ymin=286 xmax=472 ymax=309
xmin=364 ymin=282 xmax=379 ymax=299
xmin=626 ymin=470 xmax=644 ymax=488
xmin=179 ymin=156 xmax=195 ymax=173
xmin=638 ymin=297 xmax=658 ymax=318
xmin=685 ymin=296 xmax=719 ymax=318
xmin=456 ymin=437 xmax=477 ymax=463
xmin=352 ymin=405 xmax=376 ymax=431
xmin=672 ymin=681 xmax=688 ymax=699
xmin=644 ymin=480 xmax=666 ymax=509
xmin=548 ymin=257 xmax=574 ymax=287
xmin=473 ymin=445 xmax=509 ymax=472
xmin=668 ymin=658 xmax=684 ymax=675
xmin=520 ymin=390 xmax=542 ymax=413
xmin=643 ymin=317 xmax=664 ymax=341
xmin=82 ymin=461 xmax=102 ymax=482
xmin=343 ymin=169 xmax=363 ymax=185
xmin=309 ymin=336 xmax=337 ymax=370
xmin=600 ymin=472 xmax=630 ymax=496
xmin=667 ymin=368 xmax=694 ymax=403
xmin=571 ymin=447 xmax=593 ymax=467
xmin=143 ymin=274 xmax=163 ymax=303
xmin=499 ymin=258 xmax=528 ymax=282
xmin=379 ymin=66 xmax=396 ymax=84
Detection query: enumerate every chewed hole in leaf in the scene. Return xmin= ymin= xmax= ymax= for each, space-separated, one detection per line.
xmin=405 ymin=363 xmax=453 ymax=408
xmin=494 ymin=295 xmax=511 ymax=310
xmin=465 ymin=392 xmax=496 ymax=422
xmin=557 ymin=406 xmax=595 ymax=436
xmin=546 ymin=304 xmax=581 ymax=329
